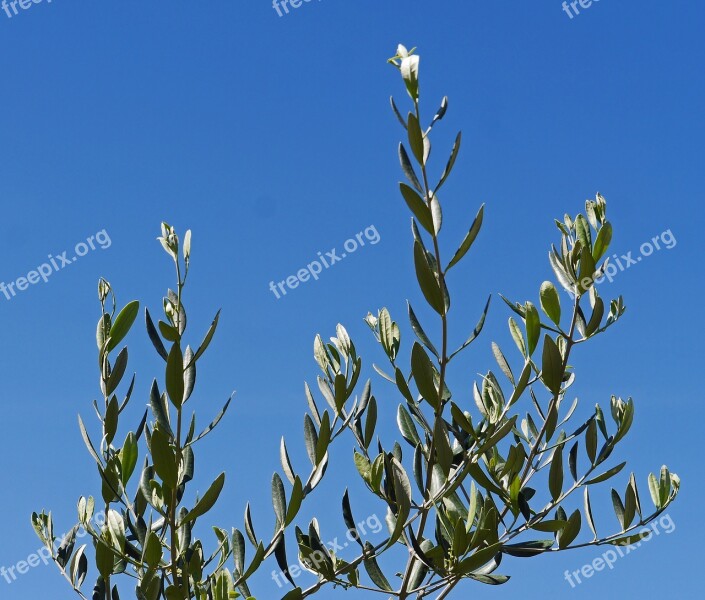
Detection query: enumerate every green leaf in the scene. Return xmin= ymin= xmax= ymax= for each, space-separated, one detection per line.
xmin=150 ymin=427 xmax=177 ymax=489
xmin=549 ymin=445 xmax=564 ymax=502
xmin=181 ymin=472 xmax=226 ymax=524
xmin=119 ymin=432 xmax=138 ymax=486
xmin=525 ymin=303 xmax=540 ymax=356
xmin=575 ymin=214 xmax=592 ymax=252
xmin=608 ymin=531 xmax=652 ymax=546
xmin=398 ymin=143 xmax=423 ymax=193
xmin=456 ymin=543 xmax=502 ymax=574
xmin=407 ymin=112 xmax=425 ymax=165
xmin=407 ymin=302 xmax=439 ymax=358
xmin=362 ymin=542 xmax=392 ymax=591
xmin=192 ymin=310 xmax=221 ymax=364
xmin=271 ymin=473 xmax=287 ymax=527
xmin=107 ymin=301 xmax=139 ymax=352
xmin=593 ymin=222 xmax=613 ymax=261
xmin=446 ymin=204 xmax=484 ymax=271
xmin=585 ymin=420 xmax=598 ymax=464
xmin=558 ymin=509 xmax=581 ymax=549
xmin=449 ymin=295 xmax=492 ymax=360
xmin=397 ymin=405 xmax=421 ymax=447
xmin=501 ymin=540 xmax=554 ymax=558
xmin=584 ymin=462 xmax=626 ymax=485
xmin=165 ymin=343 xmax=184 ymax=408
xmin=584 ymin=488 xmax=597 ymax=539
xmin=106 ymin=347 xmax=128 ymax=396
xmin=541 ymin=335 xmax=563 ymax=394
xmin=414 ymin=241 xmax=444 ymax=315
xmin=400 ymin=184 xmax=434 ymax=234
xmin=585 ymin=297 xmax=605 ymax=337
xmin=411 ymin=343 xmax=440 ymax=409
xmin=285 ymin=477 xmax=304 ymax=526
xmin=530 ymin=520 xmax=568 ymax=533
xmin=303 ymin=415 xmax=318 ymax=466
xmin=104 ymin=396 xmax=119 ymax=445
xmin=436 ymin=131 xmax=462 ymax=193
xmin=539 ymin=281 xmax=561 ymax=326
xmin=611 ymin=488 xmax=626 ymax=530
xmin=364 ymin=396 xmax=377 ymax=449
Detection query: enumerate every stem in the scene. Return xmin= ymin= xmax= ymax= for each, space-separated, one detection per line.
xmin=399 ymin=98 xmax=450 ymax=600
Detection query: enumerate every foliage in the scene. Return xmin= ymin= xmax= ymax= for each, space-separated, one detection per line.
xmin=270 ymin=45 xmax=680 ymax=599
xmin=33 ymin=45 xmax=679 ymax=600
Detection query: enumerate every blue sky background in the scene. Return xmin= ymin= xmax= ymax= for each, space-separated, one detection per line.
xmin=0 ymin=1 xmax=703 ymax=598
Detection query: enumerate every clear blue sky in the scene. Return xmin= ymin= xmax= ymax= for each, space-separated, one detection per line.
xmin=0 ymin=1 xmax=702 ymax=598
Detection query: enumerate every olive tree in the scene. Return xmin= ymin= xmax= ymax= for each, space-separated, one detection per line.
xmin=33 ymin=45 xmax=679 ymax=600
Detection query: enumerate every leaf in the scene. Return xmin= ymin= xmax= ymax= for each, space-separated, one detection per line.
xmin=525 ymin=302 xmax=541 ymax=356
xmin=593 ymin=222 xmax=613 ymax=261
xmin=411 ymin=343 xmax=440 ymax=409
xmin=192 ymin=310 xmax=221 ymax=364
xmin=585 ymin=297 xmax=605 ymax=337
xmin=585 ymin=419 xmax=598 ymax=464
xmin=541 ymin=335 xmax=563 ymax=394
xmin=530 ymin=520 xmax=567 ymax=533
xmin=303 ymin=415 xmax=318 ymax=466
xmin=584 ymin=488 xmax=597 ymax=539
xmin=407 ymin=301 xmax=439 ymax=358
xmin=397 ymin=405 xmax=421 ymax=447
xmin=446 ymin=204 xmax=484 ymax=271
xmin=539 ymin=281 xmax=561 ymax=326
xmin=407 ymin=112 xmax=425 ymax=165
xmin=414 ymin=241 xmax=444 ymax=315
xmin=611 ymin=488 xmax=625 ymax=530
xmin=285 ymin=477 xmax=303 ymax=526
xmin=648 ymin=472 xmax=661 ymax=508
xmin=106 ymin=347 xmax=128 ymax=396
xmin=150 ymin=427 xmax=177 ymax=489
xmin=181 ymin=473 xmax=225 ymax=524
xmin=558 ymin=509 xmax=581 ymax=549
xmin=549 ymin=445 xmax=564 ymax=502
xmin=271 ymin=473 xmax=287 ymax=527
xmin=584 ymin=462 xmax=626 ymax=485
xmin=457 ymin=543 xmax=502 ymax=574
xmin=280 ymin=438 xmax=296 ymax=485
xmin=436 ymin=131 xmax=462 ymax=193
xmin=449 ymin=295 xmax=492 ymax=360
xmin=232 ymin=528 xmax=246 ymax=575
xmin=244 ymin=503 xmax=257 ymax=546
xmin=119 ymin=432 xmax=138 ymax=486
xmin=165 ymin=343 xmax=184 ymax=408
xmin=107 ymin=301 xmax=139 ymax=352
xmin=145 ymin=308 xmax=168 ymax=361
xmin=501 ymin=540 xmax=554 ymax=557
xmin=362 ymin=542 xmax=392 ymax=591
xmin=491 ymin=342 xmax=514 ymax=384
xmin=189 ymin=396 xmax=232 ymax=445
xmin=390 ymin=96 xmax=407 ymax=129
xmin=608 ymin=531 xmax=652 ymax=546
xmin=342 ymin=490 xmax=363 ymax=548
xmin=364 ymin=397 xmax=377 ymax=449
xmin=399 ymin=143 xmax=423 ymax=193
xmin=400 ymin=184 xmax=434 ymax=234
